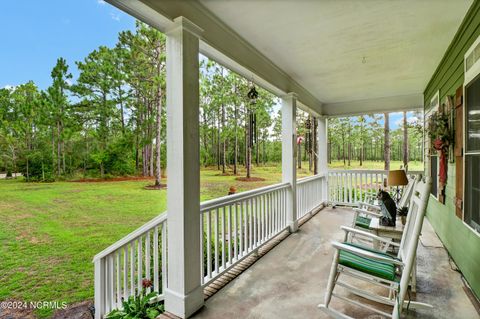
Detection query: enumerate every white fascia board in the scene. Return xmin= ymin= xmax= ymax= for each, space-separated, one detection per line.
xmin=322 ymin=93 xmax=424 ymax=117
xmin=105 ymin=0 xmax=323 ymax=115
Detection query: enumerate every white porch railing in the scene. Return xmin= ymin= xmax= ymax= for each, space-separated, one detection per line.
xmin=94 ymin=174 xmax=327 ymax=318
xmin=327 ymin=169 xmax=423 ymax=205
xmin=200 ymin=182 xmax=289 ymax=285
xmin=297 ymin=174 xmax=326 ymax=219
xmin=93 ymin=214 xmax=167 ymax=318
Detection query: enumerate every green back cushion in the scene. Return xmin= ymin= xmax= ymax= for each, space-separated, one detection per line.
xmin=338 ymin=243 xmax=397 ymax=281
xmin=355 ymin=216 xmax=371 ymax=229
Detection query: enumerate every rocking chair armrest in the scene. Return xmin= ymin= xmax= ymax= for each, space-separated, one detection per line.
xmin=356 ymin=202 xmax=381 ymax=211
xmin=332 ymin=241 xmax=405 ymax=267
xmin=353 ymin=208 xmax=382 ymax=218
xmin=340 ymin=226 xmax=401 ymax=247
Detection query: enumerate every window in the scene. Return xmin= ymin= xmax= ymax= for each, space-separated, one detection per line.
xmin=464 ymin=36 xmax=480 ymax=234
xmin=464 ymin=75 xmax=480 ymax=233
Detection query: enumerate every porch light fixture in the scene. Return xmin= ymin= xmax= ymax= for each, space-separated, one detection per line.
xmin=387 ymin=169 xmax=408 ymax=204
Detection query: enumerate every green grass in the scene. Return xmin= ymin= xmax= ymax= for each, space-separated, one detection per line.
xmin=0 ymin=160 xmax=420 ymax=317
xmin=0 ymin=164 xmax=314 ymax=318
xmin=328 ymin=160 xmax=424 ymax=171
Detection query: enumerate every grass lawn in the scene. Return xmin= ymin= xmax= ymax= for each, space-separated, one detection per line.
xmin=0 ymin=164 xmax=314 ymax=318
xmin=0 ymin=160 xmax=421 ymax=317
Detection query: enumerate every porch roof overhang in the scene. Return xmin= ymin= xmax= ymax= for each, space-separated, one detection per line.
xmin=106 ymin=0 xmax=472 ymax=116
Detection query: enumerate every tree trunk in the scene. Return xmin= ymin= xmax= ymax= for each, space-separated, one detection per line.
xmin=155 ymin=86 xmax=162 ymax=186
xmin=246 ymin=116 xmax=252 ymax=178
xmin=384 ymin=112 xmax=390 ymax=171
xmin=57 ymin=121 xmax=61 ymax=176
xmin=51 ymin=128 xmax=56 ymax=175
xmin=233 ymin=104 xmax=238 ymax=175
xmin=221 ymin=104 xmax=226 ymax=174
xmin=348 ymin=143 xmax=351 ymax=166
xmin=119 ymin=86 xmax=125 ymax=134
xmin=217 ymin=115 xmax=221 ymax=171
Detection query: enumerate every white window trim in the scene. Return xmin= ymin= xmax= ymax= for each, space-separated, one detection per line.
xmin=463 ymin=37 xmax=480 ymax=237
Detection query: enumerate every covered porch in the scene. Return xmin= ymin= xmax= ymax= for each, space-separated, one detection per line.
xmin=191 ymin=207 xmax=478 ymax=319
xmin=95 ymin=1 xmax=480 ymax=318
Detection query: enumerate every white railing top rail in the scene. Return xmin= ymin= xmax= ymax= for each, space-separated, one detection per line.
xmin=93 ymin=212 xmax=167 ymax=262
xmin=297 ymin=173 xmax=326 ymax=185
xmin=328 ymin=169 xmax=386 ymax=174
xmin=200 ymin=182 xmax=290 ymax=212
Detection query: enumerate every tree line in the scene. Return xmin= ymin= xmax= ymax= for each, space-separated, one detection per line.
xmin=327 ymin=112 xmax=423 ymax=170
xmin=0 ymin=22 xmax=422 ymax=182
xmin=0 ymin=22 xmax=294 ymax=182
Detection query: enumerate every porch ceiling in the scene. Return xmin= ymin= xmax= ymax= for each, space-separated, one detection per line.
xmin=107 ymin=0 xmax=472 ymax=115
xmin=199 ymin=0 xmax=471 ymax=114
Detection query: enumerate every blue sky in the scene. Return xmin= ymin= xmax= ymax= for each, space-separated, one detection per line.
xmin=0 ymin=0 xmax=135 ymax=90
xmin=0 ymin=1 xmax=416 ymax=130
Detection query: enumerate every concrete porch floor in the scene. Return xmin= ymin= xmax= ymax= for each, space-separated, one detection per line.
xmin=191 ymin=207 xmax=479 ymax=319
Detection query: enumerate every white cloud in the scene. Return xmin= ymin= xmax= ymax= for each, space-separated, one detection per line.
xmin=110 ymin=12 xmax=121 ymax=21
xmin=2 ymin=85 xmax=15 ymax=91
xmin=97 ymin=0 xmax=106 ymax=5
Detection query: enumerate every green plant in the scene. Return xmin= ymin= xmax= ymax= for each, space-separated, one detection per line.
xmin=105 ymin=280 xmax=164 ymax=319
xmin=427 ymin=111 xmax=452 ymax=150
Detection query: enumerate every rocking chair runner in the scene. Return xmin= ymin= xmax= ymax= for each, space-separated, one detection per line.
xmin=318 ymin=177 xmax=431 ymax=319
xmin=352 ymin=175 xmax=419 ymax=231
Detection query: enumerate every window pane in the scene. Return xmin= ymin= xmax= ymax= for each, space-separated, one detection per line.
xmin=430 ymin=155 xmax=438 ymax=197
xmin=465 ymin=155 xmax=480 ymax=233
xmin=466 ymin=78 xmax=480 ymax=152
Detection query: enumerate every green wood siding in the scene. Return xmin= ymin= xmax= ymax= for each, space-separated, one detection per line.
xmin=424 ymin=1 xmax=480 ymax=299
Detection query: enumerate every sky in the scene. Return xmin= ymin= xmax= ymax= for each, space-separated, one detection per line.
xmin=0 ymin=0 xmax=135 ymax=90
xmin=0 ymin=1 xmax=416 ymax=130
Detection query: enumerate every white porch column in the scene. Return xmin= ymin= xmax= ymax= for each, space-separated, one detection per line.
xmin=165 ymin=17 xmax=204 ymax=318
xmin=282 ymin=93 xmax=298 ymax=232
xmin=317 ymin=117 xmax=328 ymax=202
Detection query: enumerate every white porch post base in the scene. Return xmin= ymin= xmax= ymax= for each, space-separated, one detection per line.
xmin=164 ymin=286 xmax=204 ymax=318
xmin=317 ymin=117 xmax=328 ymax=202
xmin=165 ymin=17 xmax=204 ymax=319
xmin=282 ymin=93 xmax=298 ymax=233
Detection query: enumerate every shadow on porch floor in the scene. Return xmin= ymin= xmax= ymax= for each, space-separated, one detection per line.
xmin=190 ymin=207 xmax=478 ymax=319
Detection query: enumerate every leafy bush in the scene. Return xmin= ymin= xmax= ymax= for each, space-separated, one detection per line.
xmin=106 ymin=280 xmax=164 ymax=319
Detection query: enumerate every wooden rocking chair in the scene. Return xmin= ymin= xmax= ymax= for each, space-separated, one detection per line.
xmin=318 ymin=177 xmax=431 ymax=319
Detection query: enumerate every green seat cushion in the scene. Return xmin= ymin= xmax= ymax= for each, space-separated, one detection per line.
xmin=355 ymin=216 xmax=371 ymax=229
xmin=338 ymin=243 xmax=397 ymax=281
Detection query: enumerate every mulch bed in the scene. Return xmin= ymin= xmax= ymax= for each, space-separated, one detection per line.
xmin=71 ymin=176 xmax=155 ymax=183
xmin=144 ymin=183 xmax=167 ymax=190
xmin=235 ymin=177 xmax=266 ymax=182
